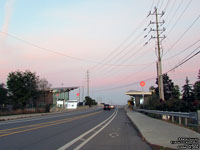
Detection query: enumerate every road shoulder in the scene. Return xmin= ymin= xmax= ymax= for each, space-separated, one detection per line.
xmin=125 ymin=107 xmax=200 ymax=150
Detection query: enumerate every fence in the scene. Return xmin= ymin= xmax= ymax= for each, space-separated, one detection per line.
xmin=137 ymin=109 xmax=199 ymax=126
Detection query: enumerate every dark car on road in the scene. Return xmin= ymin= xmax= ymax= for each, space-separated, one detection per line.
xmin=103 ymin=104 xmax=110 ymax=110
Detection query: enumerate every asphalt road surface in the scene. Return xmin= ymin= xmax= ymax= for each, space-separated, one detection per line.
xmin=0 ymin=107 xmax=151 ymax=150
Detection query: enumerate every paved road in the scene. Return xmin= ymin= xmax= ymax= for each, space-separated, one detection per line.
xmin=82 ymin=108 xmax=151 ymax=150
xmin=0 ymin=107 xmax=151 ymax=150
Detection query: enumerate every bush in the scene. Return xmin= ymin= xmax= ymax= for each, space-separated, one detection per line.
xmin=142 ymin=96 xmax=198 ymax=112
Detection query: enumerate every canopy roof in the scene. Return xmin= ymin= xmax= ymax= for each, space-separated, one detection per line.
xmin=125 ymin=90 xmax=152 ymax=96
xmin=51 ymin=86 xmax=79 ymax=92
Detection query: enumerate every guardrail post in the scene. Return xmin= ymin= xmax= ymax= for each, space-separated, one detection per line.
xmin=197 ymin=110 xmax=200 ymax=132
xmin=172 ymin=116 xmax=174 ymax=123
xmin=185 ymin=118 xmax=188 ymax=126
xmin=179 ymin=117 xmax=181 ymax=125
xmin=198 ymin=110 xmax=200 ymax=125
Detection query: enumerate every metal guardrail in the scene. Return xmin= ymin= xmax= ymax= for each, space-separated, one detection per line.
xmin=137 ymin=109 xmax=198 ymax=126
xmin=137 ymin=109 xmax=198 ymax=120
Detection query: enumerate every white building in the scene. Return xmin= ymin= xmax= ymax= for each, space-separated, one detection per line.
xmin=66 ymin=100 xmax=78 ymax=109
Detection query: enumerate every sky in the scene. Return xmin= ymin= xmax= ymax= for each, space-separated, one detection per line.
xmin=0 ymin=0 xmax=200 ymax=105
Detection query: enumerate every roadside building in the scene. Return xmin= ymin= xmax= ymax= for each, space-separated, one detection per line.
xmin=66 ymin=100 xmax=78 ymax=109
xmin=125 ymin=90 xmax=152 ymax=107
xmin=51 ymin=87 xmax=79 ymax=108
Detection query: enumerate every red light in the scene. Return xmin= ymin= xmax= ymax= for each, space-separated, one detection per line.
xmin=140 ymin=81 xmax=145 ymax=87
xmin=76 ymin=93 xmax=80 ymax=96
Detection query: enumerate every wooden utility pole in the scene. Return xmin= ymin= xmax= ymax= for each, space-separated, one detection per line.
xmin=87 ymin=70 xmax=89 ymax=97
xmin=155 ymin=7 xmax=165 ymax=101
xmin=148 ymin=7 xmax=165 ymax=101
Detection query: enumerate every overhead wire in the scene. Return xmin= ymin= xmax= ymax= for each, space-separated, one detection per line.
xmin=93 ymin=0 xmax=199 ymax=93
xmin=0 ymin=31 xmax=152 ymax=67
xmin=89 ymin=0 xmax=156 ymax=73
xmin=167 ymin=0 xmax=193 ymax=35
xmin=90 ymin=39 xmax=155 ymax=81
xmin=91 ymin=1 xmax=167 ymax=84
xmin=92 ymin=0 xmax=199 ymax=93
xmin=102 ymin=44 xmax=153 ymax=77
xmin=88 ymin=17 xmax=148 ymax=71
xmin=163 ymin=39 xmax=200 ymax=61
xmin=94 ymin=37 xmax=145 ymax=76
xmin=165 ymin=0 xmax=184 ymax=29
xmin=164 ymin=0 xmax=177 ymax=21
xmin=166 ymin=50 xmax=200 ymax=73
xmin=150 ymin=0 xmax=155 ymax=11
xmin=176 ymin=45 xmax=200 ymax=66
xmin=90 ymin=22 xmax=151 ymax=80
xmin=93 ymin=47 xmax=200 ymax=92
xmin=156 ymin=0 xmax=160 ymax=8
xmin=158 ymin=0 xmax=164 ymax=12
xmin=163 ymin=0 xmax=171 ymax=12
xmin=0 ymin=32 xmax=99 ymax=64
xmin=164 ymin=14 xmax=200 ymax=55
xmin=91 ymin=16 xmax=155 ymax=78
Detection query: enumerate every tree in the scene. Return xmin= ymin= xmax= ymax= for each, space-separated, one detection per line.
xmin=194 ymin=69 xmax=200 ymax=101
xmin=37 ymin=78 xmax=52 ymax=110
xmin=37 ymin=78 xmax=52 ymax=91
xmin=155 ymin=74 xmax=180 ymax=100
xmin=0 ymin=83 xmax=8 ymax=106
xmin=7 ymin=70 xmax=39 ymax=109
xmin=84 ymin=96 xmax=97 ymax=107
xmin=182 ymin=77 xmax=195 ymax=111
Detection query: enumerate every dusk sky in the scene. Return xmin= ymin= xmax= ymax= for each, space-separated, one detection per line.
xmin=0 ymin=0 xmax=200 ymax=105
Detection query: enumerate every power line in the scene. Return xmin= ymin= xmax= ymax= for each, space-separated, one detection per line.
xmin=89 ymin=2 xmax=157 ymax=76
xmin=176 ymin=46 xmax=200 ymax=66
xmin=164 ymin=0 xmax=178 ymax=21
xmin=166 ymin=50 xmax=200 ymax=73
xmin=150 ymin=0 xmax=155 ymax=11
xmin=165 ymin=0 xmax=184 ymax=28
xmin=163 ymin=0 xmax=171 ymax=12
xmin=90 ymin=45 xmax=154 ymax=82
xmin=89 ymin=31 xmax=149 ymax=79
xmin=158 ymin=0 xmax=164 ymax=12
xmin=93 ymin=39 xmax=145 ymax=76
xmin=93 ymin=4 xmax=200 ymax=93
xmin=93 ymin=48 xmax=200 ymax=93
xmin=156 ymin=0 xmax=160 ymax=8
xmin=89 ymin=17 xmax=148 ymax=71
xmin=167 ymin=0 xmax=193 ymax=35
xmin=93 ymin=61 xmax=155 ymax=88
xmin=164 ymin=14 xmax=200 ymax=55
xmin=0 ymin=31 xmax=152 ymax=67
xmin=93 ymin=77 xmax=156 ymax=92
xmin=164 ymin=39 xmax=200 ymax=61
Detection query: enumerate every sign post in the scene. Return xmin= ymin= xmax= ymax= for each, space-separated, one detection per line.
xmin=140 ymin=81 xmax=146 ymax=103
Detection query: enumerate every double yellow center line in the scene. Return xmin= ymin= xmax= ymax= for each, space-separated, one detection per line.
xmin=0 ymin=111 xmax=102 ymax=137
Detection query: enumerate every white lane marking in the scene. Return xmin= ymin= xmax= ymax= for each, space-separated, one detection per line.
xmin=0 ymin=109 xmax=100 ymax=125
xmin=57 ymin=109 xmax=117 ymax=150
xmin=109 ymin=132 xmax=119 ymax=138
xmin=74 ymin=109 xmax=118 ymax=150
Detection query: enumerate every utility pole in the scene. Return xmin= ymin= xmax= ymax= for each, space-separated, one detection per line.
xmin=82 ymin=86 xmax=84 ymax=102
xmin=146 ymin=7 xmax=165 ymax=101
xmin=87 ymin=70 xmax=89 ymax=97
